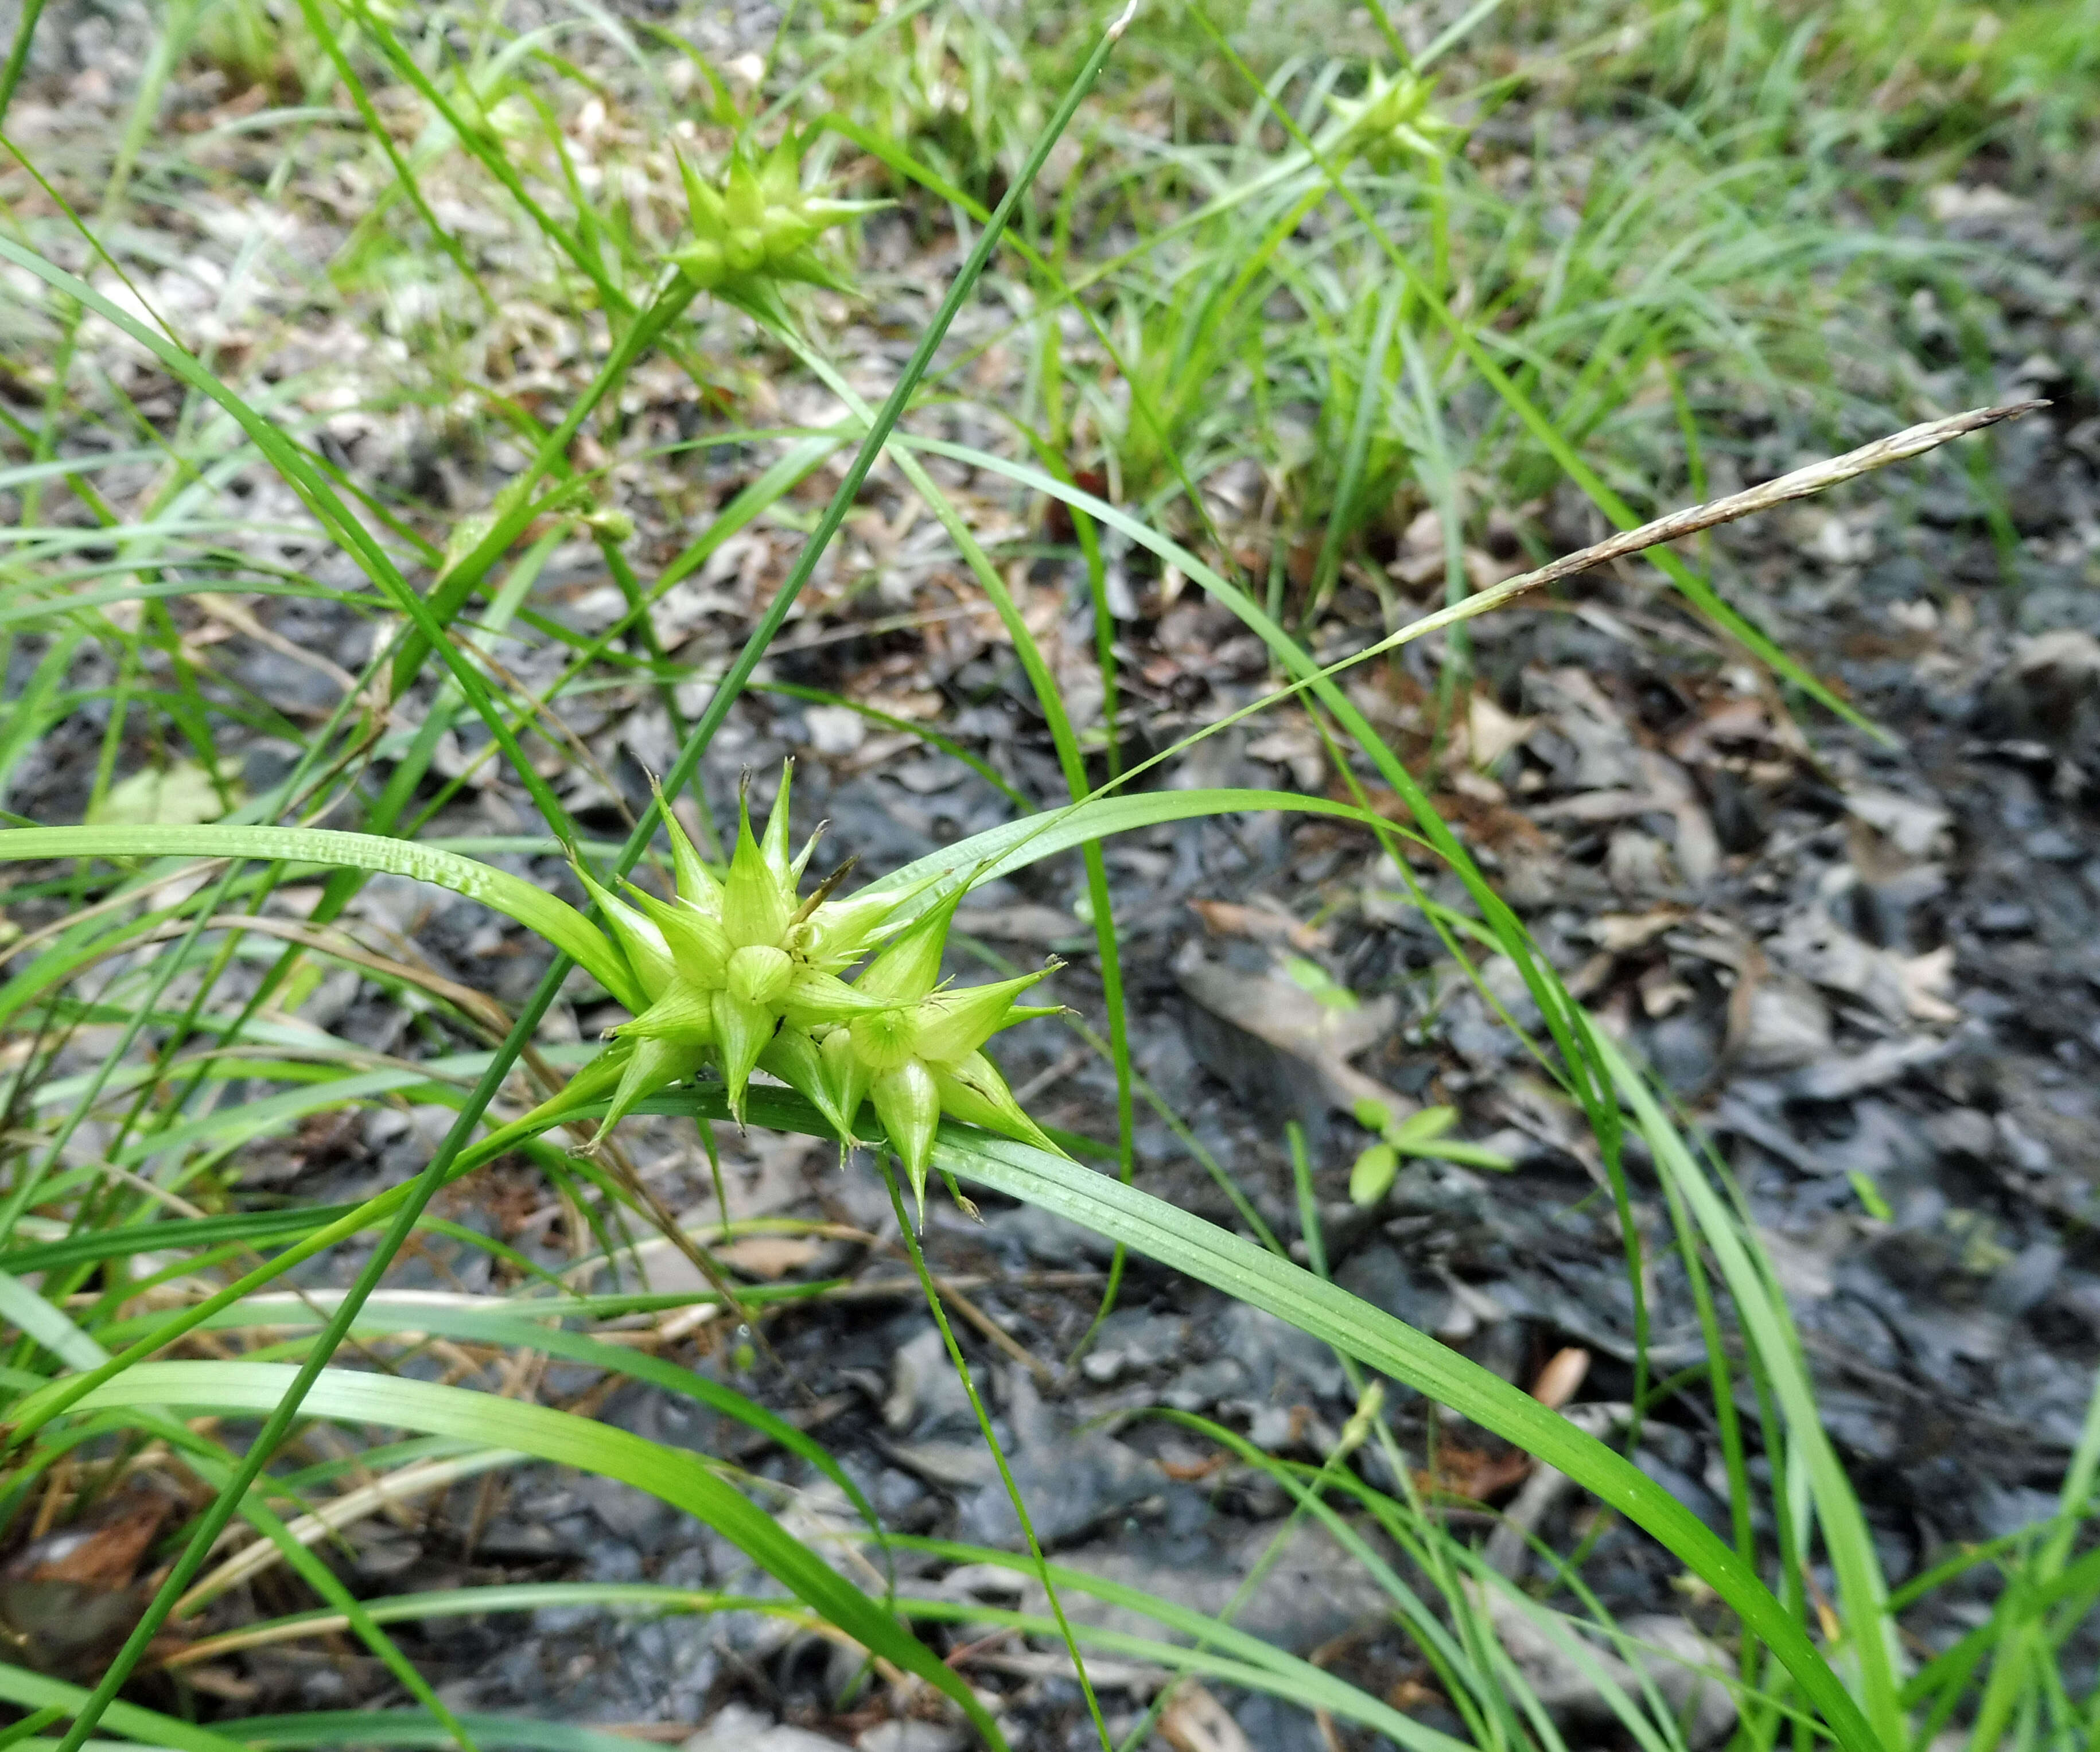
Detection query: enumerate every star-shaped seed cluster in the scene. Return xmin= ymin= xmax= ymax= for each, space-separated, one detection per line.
xmin=570 ymin=765 xmax=1061 ymax=1216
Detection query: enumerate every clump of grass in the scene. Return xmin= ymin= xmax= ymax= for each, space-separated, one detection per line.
xmin=0 ymin=5 xmax=2091 ymax=1752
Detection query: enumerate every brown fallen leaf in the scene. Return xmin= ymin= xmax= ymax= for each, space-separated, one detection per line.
xmin=1187 ymin=897 xmax=1332 ymax=952
xmin=0 ymin=1489 xmax=174 ymax=1677
xmin=1530 ymin=1346 xmax=1592 ymax=1410
xmin=715 ymin=1235 xmax=826 ymax=1279
xmin=9 ymin=1489 xmax=169 ymax=1589
xmin=1161 ymin=1681 xmax=1255 ymax=1752
xmin=1415 ymin=1443 xmax=1534 ymax=1504
xmin=1172 ymin=940 xmax=1408 ymax=1120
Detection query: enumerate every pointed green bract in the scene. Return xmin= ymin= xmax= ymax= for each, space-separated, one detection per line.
xmin=853 ymin=885 xmax=966 ymax=1006
xmin=913 ymin=967 xmax=1056 ymax=1066
xmin=713 ymin=990 xmax=775 ymax=1122
xmin=651 ymin=775 xmax=723 ymax=914
xmin=759 ymin=1027 xmax=858 ymax=1142
xmin=780 ymin=967 xmax=891 ymax=1026
xmin=574 ymin=867 xmax=676 ymax=1002
xmin=723 ymin=792 xmax=792 ymax=949
xmin=936 ymin=1052 xmax=1063 ymax=1157
xmin=626 ymin=887 xmax=732 ymax=987
xmin=617 ymin=986 xmax=718 ymax=1044
xmin=604 ymin=1039 xmax=706 ymax=1133
xmin=872 ymin=1059 xmax=942 ymax=1216
xmin=819 ymin=1026 xmax=874 ymax=1136
xmin=758 ymin=763 xmax=796 ymax=885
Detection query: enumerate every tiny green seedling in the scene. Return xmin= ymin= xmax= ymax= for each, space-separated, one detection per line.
xmin=1349 ymin=1096 xmax=1514 ymax=1204
xmin=1284 ymin=954 xmax=1359 ymax=1012
xmin=1848 ymin=1169 xmax=1893 ymax=1221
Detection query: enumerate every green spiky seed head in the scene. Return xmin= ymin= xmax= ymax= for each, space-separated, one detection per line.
xmin=670 ymin=141 xmax=886 ymax=298
xmin=570 ymin=763 xmax=1062 ymax=1210
xmin=1325 ymin=68 xmax=1455 ymax=172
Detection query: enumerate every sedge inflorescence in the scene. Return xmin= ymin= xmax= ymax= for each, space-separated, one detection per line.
xmin=1321 ymin=68 xmax=1455 ymax=171
xmin=669 ymin=137 xmax=881 ymax=296
xmin=569 ymin=764 xmax=1061 ymax=1216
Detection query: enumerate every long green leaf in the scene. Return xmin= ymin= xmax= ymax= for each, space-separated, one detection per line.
xmin=650 ymin=1085 xmax=1885 ymax=1752
xmin=0 ymin=1665 xmax=251 ymax=1752
xmin=1601 ymin=1030 xmax=1904 ymax=1745
xmin=0 ymin=824 xmax=641 ymax=1009
xmin=59 ymin=1361 xmax=991 ymax=1736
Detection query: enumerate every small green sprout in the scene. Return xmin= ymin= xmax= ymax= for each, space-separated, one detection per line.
xmin=1348 ymin=1096 xmax=1514 ymax=1205
xmin=671 ymin=138 xmax=884 ymax=295
xmin=1283 ymin=955 xmax=1359 ymax=1012
xmin=571 ymin=762 xmax=1063 ymax=1220
xmin=1337 ymin=1381 xmax=1386 ymax=1458
xmin=1848 ymin=1170 xmax=1893 ymax=1221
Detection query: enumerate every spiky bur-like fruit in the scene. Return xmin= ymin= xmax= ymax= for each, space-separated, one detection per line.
xmin=1321 ymin=68 xmax=1455 ymax=172
xmin=670 ymin=137 xmax=884 ymax=295
xmin=574 ymin=763 xmax=1064 ymax=1221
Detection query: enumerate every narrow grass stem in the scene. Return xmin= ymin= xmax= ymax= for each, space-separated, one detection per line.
xmin=880 ymin=1159 xmax=1112 ymax=1751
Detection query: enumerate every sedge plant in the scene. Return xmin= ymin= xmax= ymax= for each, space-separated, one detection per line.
xmin=0 ymin=5 xmax=2094 ymax=1752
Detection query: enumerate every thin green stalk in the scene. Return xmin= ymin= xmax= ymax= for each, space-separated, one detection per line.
xmin=292 ymin=0 xmax=497 ymax=314
xmin=880 ymin=1159 xmax=1111 ymax=1751
xmin=0 ymin=0 xmax=35 ymax=127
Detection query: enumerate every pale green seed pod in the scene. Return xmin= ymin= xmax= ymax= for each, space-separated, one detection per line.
xmin=779 ymin=965 xmax=890 ymax=1028
xmin=621 ymin=883 xmax=730 ymax=987
xmin=579 ymin=504 xmax=635 ymax=542
xmin=725 ymin=227 xmax=766 ymax=273
xmin=757 ymin=1026 xmax=860 ymax=1143
xmin=819 ymin=1025 xmax=873 ymax=1132
xmin=649 ymin=775 xmax=723 ymax=916
xmin=725 ymin=159 xmax=765 ymax=232
xmin=713 ymin=988 xmax=775 ymax=1120
xmin=872 ymin=1058 xmax=941 ymax=1213
xmin=727 ymin=943 xmax=793 ymax=1007
xmin=675 ymin=145 xmax=728 ymax=239
xmin=849 ymin=1007 xmax=920 ymax=1072
xmin=934 ymin=1051 xmax=1061 ymax=1156
xmin=912 ymin=966 xmax=1056 ymax=1066
xmin=672 ymin=239 xmax=726 ymax=289
xmin=603 ymin=1038 xmax=707 ymax=1132
xmin=722 ymin=796 xmax=791 ymax=948
xmin=758 ymin=137 xmax=802 ymax=206
xmin=790 ymin=882 xmax=917 ymax=971
xmin=574 ymin=867 xmax=676 ymax=1001
xmin=617 ymin=984 xmax=718 ymax=1044
xmin=851 ymin=886 xmax=965 ymax=1005
xmin=762 ymin=206 xmax=816 ymax=258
